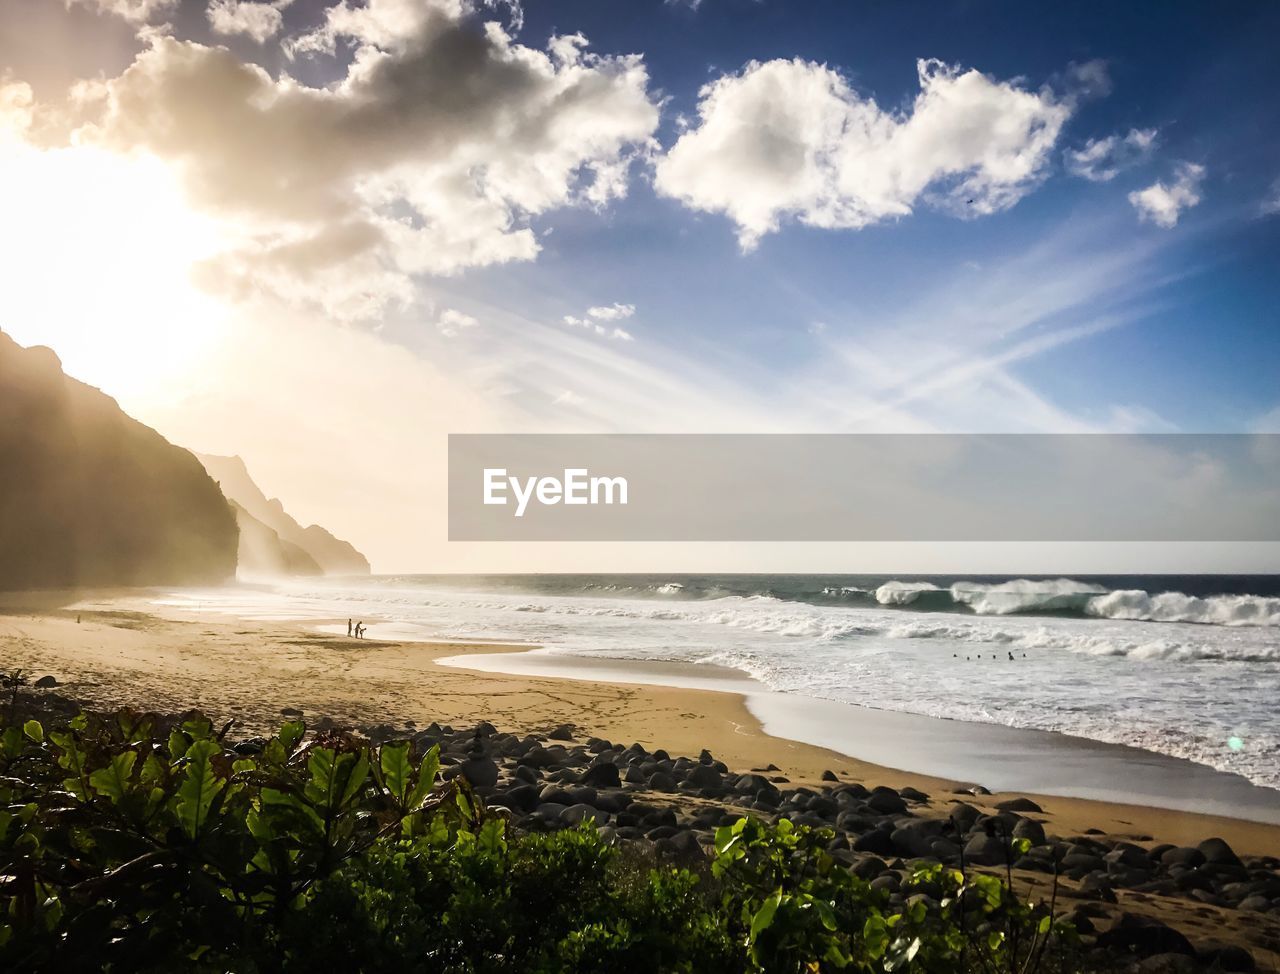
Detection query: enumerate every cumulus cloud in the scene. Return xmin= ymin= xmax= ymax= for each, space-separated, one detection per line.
xmin=436 ymin=307 xmax=479 ymax=337
xmin=66 ymin=0 xmax=176 ymax=23
xmin=207 ymin=0 xmax=291 ymax=42
xmin=654 ymin=57 xmax=1072 ymax=248
xmin=1065 ymin=127 xmax=1157 ymax=182
xmin=26 ymin=0 xmax=659 ymax=321
xmin=585 ymin=302 xmax=635 ymax=321
xmin=1128 ymin=162 xmax=1204 ymax=228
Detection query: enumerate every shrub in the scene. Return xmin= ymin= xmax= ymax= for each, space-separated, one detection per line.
xmin=0 ymin=710 xmax=1084 ymax=972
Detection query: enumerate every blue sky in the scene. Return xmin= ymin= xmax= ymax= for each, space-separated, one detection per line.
xmin=1 ymin=0 xmax=1278 ymax=568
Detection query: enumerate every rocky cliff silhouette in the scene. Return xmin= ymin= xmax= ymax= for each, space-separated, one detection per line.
xmin=0 ymin=330 xmax=239 ymax=590
xmin=196 ymin=453 xmax=370 ymax=577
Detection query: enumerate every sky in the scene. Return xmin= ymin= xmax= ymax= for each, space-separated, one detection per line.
xmin=1 ymin=0 xmax=1278 ymax=573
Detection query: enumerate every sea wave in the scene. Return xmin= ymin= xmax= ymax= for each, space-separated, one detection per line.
xmin=1087 ymin=590 xmax=1280 ymax=627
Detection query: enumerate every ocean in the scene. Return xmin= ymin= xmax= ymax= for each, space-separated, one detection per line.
xmin=159 ymin=573 xmax=1280 ymax=793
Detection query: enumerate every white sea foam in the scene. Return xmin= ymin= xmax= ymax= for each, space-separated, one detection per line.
xmin=152 ymin=578 xmax=1280 ymax=791
xmin=874 ymin=581 xmax=941 ymax=604
xmin=1087 ymin=590 xmax=1280 ymax=627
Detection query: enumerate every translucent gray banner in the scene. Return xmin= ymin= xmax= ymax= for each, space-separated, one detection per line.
xmin=447 ymin=434 xmax=1280 ymax=541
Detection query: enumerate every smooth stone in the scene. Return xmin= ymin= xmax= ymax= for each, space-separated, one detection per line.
xmin=995 ymin=797 xmax=1043 ymax=814
xmin=561 ymin=803 xmax=607 ymax=827
xmin=458 ymin=757 xmax=500 ymax=788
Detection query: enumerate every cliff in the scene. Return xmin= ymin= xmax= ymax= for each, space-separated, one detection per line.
xmin=0 ymin=330 xmax=239 ymax=590
xmin=196 ymin=453 xmax=371 ymax=576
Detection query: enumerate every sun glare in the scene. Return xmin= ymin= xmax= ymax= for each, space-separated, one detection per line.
xmin=0 ymin=138 xmax=231 ymax=406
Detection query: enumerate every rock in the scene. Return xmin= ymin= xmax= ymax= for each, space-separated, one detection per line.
xmin=1237 ymin=895 xmax=1269 ymax=911
xmin=34 ymin=675 xmax=58 ymax=688
xmin=1160 ymin=846 xmax=1206 ymax=869
xmin=1196 ymin=836 xmax=1242 ymax=867
xmin=548 ymin=724 xmax=574 ymax=741
xmin=232 ymin=737 xmax=268 ymax=755
xmin=495 ymin=784 xmax=539 ymax=812
xmin=519 ymin=746 xmax=562 ymax=769
xmin=995 ymin=797 xmax=1043 ymax=814
xmin=1097 ymin=913 xmax=1194 ymax=959
xmin=852 ymin=829 xmax=897 ymax=857
xmin=806 ymin=795 xmax=838 ymax=819
xmin=852 ymin=856 xmax=887 ymax=879
xmin=512 ymin=764 xmax=538 ymax=784
xmin=949 ymin=802 xmax=982 ymax=834
xmin=1011 ymin=817 xmax=1046 ymax=845
xmin=968 ymin=785 xmax=991 ymax=796
xmin=534 ymin=802 xmax=568 ymax=823
xmin=538 ymin=784 xmax=574 ymax=805
xmin=648 ymin=772 xmax=678 ymax=792
xmin=1078 ymin=872 xmax=1116 ymax=902
xmin=280 ymin=707 xmax=303 ymax=717
xmin=866 ymin=789 xmax=907 ymax=816
xmin=457 ymin=757 xmax=499 ymax=788
xmin=821 ymin=770 xmax=839 ymax=782
xmin=561 ymin=804 xmax=607 ymax=827
xmin=899 ymin=786 xmax=929 ymax=803
xmin=1136 ymin=954 xmax=1196 ymax=974
xmin=1196 ymin=944 xmax=1255 ymax=972
xmin=685 ymin=764 xmax=724 ymax=790
xmin=1062 ymin=852 xmax=1106 ymax=874
xmin=580 ymin=763 xmax=621 ymax=788
xmin=890 ymin=826 xmax=938 ymax=859
xmin=1104 ymin=843 xmax=1151 ymax=870
xmin=734 ymin=773 xmax=771 ymax=794
xmin=963 ymin=834 xmax=1011 ymax=866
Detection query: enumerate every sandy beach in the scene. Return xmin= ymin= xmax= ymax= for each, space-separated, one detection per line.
xmin=2 ymin=590 xmax=1278 ymax=859
xmin=3 ymin=590 xmax=1279 ymax=965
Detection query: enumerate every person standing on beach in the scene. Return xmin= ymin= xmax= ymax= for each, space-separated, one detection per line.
xmin=347 ymin=618 xmax=353 ymax=637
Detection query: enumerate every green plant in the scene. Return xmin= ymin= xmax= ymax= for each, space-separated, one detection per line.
xmin=0 ymin=709 xmax=1086 ymax=973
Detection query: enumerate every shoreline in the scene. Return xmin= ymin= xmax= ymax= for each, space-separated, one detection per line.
xmin=439 ymin=647 xmax=1280 ymax=826
xmin=0 ymin=591 xmax=1278 ymax=857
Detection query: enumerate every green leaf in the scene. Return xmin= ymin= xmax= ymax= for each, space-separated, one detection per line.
xmin=750 ymin=890 xmax=782 ymax=940
xmin=407 ymin=745 xmax=440 ymax=810
xmin=175 ymin=740 xmax=224 ymax=839
xmin=89 ymin=751 xmax=137 ymax=805
xmin=379 ymin=742 xmax=412 ymax=804
xmin=167 ymin=728 xmax=190 ymax=761
xmin=22 ymin=719 xmax=43 ymax=743
xmin=2 ymin=726 xmax=23 ymax=757
xmin=1038 ymin=914 xmax=1052 ymax=935
xmin=339 ymin=750 xmax=370 ymax=808
xmin=277 ymin=720 xmax=305 ymax=753
xmin=863 ymin=915 xmax=889 ymax=959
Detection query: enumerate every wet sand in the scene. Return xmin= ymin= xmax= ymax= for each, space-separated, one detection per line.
xmin=1 ymin=591 xmax=1277 ymax=858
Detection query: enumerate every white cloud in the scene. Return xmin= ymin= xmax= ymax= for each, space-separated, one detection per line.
xmin=1128 ymin=162 xmax=1204 ymax=228
xmin=654 ymin=57 xmax=1072 ymax=248
xmin=552 ymin=389 xmax=588 ymax=407
xmin=1260 ymin=176 xmax=1280 ymax=217
xmin=586 ymin=302 xmax=635 ymax=321
xmin=1065 ymin=127 xmax=1157 ymax=182
xmin=66 ymin=0 xmax=176 ymax=24
xmin=563 ymin=305 xmax=636 ymax=340
xmin=207 ymin=0 xmax=291 ymax=43
xmin=436 ymin=307 xmax=479 ymax=337
xmin=25 ymin=0 xmax=659 ymax=321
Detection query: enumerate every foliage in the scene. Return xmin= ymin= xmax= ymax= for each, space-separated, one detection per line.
xmin=0 ymin=709 xmax=1084 ymax=972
